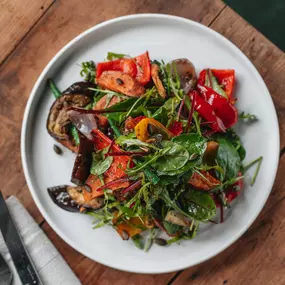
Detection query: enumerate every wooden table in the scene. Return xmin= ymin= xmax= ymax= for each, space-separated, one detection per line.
xmin=1 ymin=0 xmax=285 ymax=284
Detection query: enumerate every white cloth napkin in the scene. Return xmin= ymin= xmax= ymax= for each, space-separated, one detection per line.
xmin=0 ymin=196 xmax=81 ymax=285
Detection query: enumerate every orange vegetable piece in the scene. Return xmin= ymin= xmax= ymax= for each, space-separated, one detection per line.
xmin=189 ymin=170 xmax=220 ymax=191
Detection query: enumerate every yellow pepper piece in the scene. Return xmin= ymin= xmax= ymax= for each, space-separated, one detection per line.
xmin=135 ymin=118 xmax=173 ymax=142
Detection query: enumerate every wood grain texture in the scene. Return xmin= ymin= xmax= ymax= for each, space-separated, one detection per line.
xmin=0 ymin=0 xmax=54 ymax=65
xmin=0 ymin=0 xmax=225 ymax=284
xmin=172 ymin=6 xmax=285 ymax=285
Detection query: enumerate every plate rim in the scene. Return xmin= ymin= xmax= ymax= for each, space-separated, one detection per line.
xmin=21 ymin=13 xmax=280 ymax=274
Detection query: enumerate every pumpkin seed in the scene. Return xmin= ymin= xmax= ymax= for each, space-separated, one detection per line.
xmin=122 ymin=230 xmax=129 ymax=240
xmin=84 ymin=185 xmax=91 ymax=193
xmin=154 ymin=238 xmax=167 ymax=246
xmin=53 ymin=144 xmax=62 ymax=155
xmin=116 ymin=78 xmax=124 ymax=85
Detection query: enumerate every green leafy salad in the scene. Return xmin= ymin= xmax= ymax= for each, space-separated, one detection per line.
xmin=46 ymin=51 xmax=262 ymax=251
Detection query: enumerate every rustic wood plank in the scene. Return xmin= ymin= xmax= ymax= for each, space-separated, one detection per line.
xmin=0 ymin=0 xmax=54 ymax=65
xmin=41 ymin=221 xmax=174 ymax=285
xmin=172 ymin=6 xmax=285 ymax=285
xmin=0 ymin=0 xmax=225 ymax=283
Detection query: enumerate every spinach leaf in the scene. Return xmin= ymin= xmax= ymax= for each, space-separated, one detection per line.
xmin=172 ymin=133 xmax=207 ymax=155
xmin=116 ymin=136 xmax=159 ymax=150
xmin=152 ymin=107 xmax=168 ymax=125
xmin=151 ymin=141 xmax=189 ymax=172
xmin=90 ymin=152 xmax=113 ymax=176
xmin=216 ymin=138 xmax=241 ymax=181
xmin=179 ymin=190 xmax=216 ymax=221
xmin=163 ymin=221 xmax=182 ymax=235
xmin=105 ymin=97 xmax=137 ymax=111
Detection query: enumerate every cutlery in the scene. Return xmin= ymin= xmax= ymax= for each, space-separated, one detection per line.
xmin=0 ymin=192 xmax=43 ymax=285
xmin=0 ymin=252 xmax=12 ymax=285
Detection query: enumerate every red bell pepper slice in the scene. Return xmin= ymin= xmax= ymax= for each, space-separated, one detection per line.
xmin=85 ymin=129 xmax=131 ymax=198
xmin=168 ymin=121 xmax=183 ymax=136
xmin=96 ymin=58 xmax=137 ymax=79
xmin=134 ymin=51 xmax=151 ymax=85
xmin=212 ymin=69 xmax=235 ymax=102
xmin=197 ymin=85 xmax=238 ymax=128
xmin=198 ymin=69 xmax=235 ymax=103
xmin=189 ymin=91 xmax=226 ymax=133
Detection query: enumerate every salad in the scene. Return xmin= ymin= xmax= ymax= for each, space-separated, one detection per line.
xmin=47 ymin=51 xmax=262 ymax=250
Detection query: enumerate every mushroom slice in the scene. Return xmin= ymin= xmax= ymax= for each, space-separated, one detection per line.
xmin=97 ymin=71 xmax=145 ymax=97
xmin=151 ymin=64 xmax=166 ymax=98
xmin=63 ymin=81 xmax=97 ymax=98
xmin=165 ymin=210 xmax=190 ymax=227
xmin=48 ymin=185 xmax=104 ymax=212
xmin=47 ymin=94 xmax=91 ymax=141
xmin=171 ymin=58 xmax=197 ymax=94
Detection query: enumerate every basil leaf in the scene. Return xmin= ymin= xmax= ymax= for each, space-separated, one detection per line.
xmin=216 ymin=138 xmax=241 ymax=181
xmin=151 ymin=141 xmax=189 ymax=172
xmin=172 ymin=133 xmax=207 ymax=155
xmin=179 ymin=190 xmax=216 ymax=221
xmin=90 ymin=154 xmax=113 ymax=176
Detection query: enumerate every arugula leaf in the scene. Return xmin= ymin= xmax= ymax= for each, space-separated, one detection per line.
xmin=132 ymin=235 xmax=144 ymax=250
xmin=172 ymin=133 xmax=207 ymax=155
xmin=105 ymin=97 xmax=137 ymax=111
xmin=107 ymin=52 xmax=127 ymax=60
xmin=116 ymin=136 xmax=159 ymax=150
xmin=80 ymin=61 xmax=96 ymax=82
xmin=216 ymin=138 xmax=241 ymax=181
xmin=239 ymin=111 xmax=258 ymax=123
xmin=70 ymin=126 xmax=80 ymax=146
xmin=152 ymin=107 xmax=168 ymax=125
xmin=90 ymin=152 xmax=113 ymax=176
xmin=205 ymin=69 xmax=227 ymax=99
xmin=151 ymin=141 xmax=189 ymax=172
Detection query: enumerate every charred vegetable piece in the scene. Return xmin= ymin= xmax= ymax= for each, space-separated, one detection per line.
xmin=165 ymin=210 xmax=190 ymax=227
xmin=48 ymin=185 xmax=103 ymax=212
xmin=171 ymin=58 xmax=197 ymax=94
xmin=71 ymin=135 xmax=94 ymax=185
xmin=203 ymin=141 xmax=219 ymax=165
xmin=189 ymin=170 xmax=220 ymax=191
xmin=67 ymin=109 xmax=97 ymax=140
xmin=62 ymin=81 xmax=97 ymax=98
xmin=151 ymin=64 xmax=166 ymax=98
xmin=97 ymin=71 xmax=145 ymax=97
xmin=47 ymin=94 xmax=91 ymax=141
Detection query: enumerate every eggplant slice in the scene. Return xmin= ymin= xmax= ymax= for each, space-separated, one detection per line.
xmin=171 ymin=58 xmax=197 ymax=94
xmin=48 ymin=185 xmax=104 ymax=212
xmin=71 ymin=135 xmax=94 ymax=186
xmin=63 ymin=81 xmax=97 ymax=98
xmin=47 ymin=94 xmax=91 ymax=141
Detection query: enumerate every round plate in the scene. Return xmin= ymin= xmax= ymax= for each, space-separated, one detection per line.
xmin=21 ymin=14 xmax=279 ymax=273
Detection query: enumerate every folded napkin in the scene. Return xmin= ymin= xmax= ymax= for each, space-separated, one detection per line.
xmin=0 ymin=196 xmax=81 ymax=285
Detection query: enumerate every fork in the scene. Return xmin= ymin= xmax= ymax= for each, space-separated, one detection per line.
xmin=0 ymin=252 xmax=12 ymax=285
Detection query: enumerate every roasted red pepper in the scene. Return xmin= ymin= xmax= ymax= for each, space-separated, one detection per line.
xmin=189 ymin=91 xmax=226 ymax=132
xmin=212 ymin=69 xmax=235 ymax=103
xmin=197 ymin=85 xmax=238 ymax=128
xmin=198 ymin=69 xmax=235 ymax=103
xmin=96 ymin=58 xmax=137 ymax=79
xmin=96 ymin=52 xmax=151 ymax=85
xmin=134 ymin=51 xmax=151 ymax=85
xmin=168 ymin=120 xmax=183 ymax=136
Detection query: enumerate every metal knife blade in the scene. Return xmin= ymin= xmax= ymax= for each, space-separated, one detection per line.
xmin=0 ymin=192 xmax=43 ymax=285
xmin=0 ymin=252 xmax=12 ymax=285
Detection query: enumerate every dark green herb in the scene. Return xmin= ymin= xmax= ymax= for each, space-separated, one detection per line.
xmin=70 ymin=126 xmax=80 ymax=146
xmin=107 ymin=52 xmax=127 ymax=60
xmin=80 ymin=61 xmax=96 ymax=82
xmin=132 ymin=234 xmax=144 ymax=250
xmin=239 ymin=111 xmax=258 ymax=123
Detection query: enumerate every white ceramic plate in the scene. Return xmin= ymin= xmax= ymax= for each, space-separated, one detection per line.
xmin=21 ymin=14 xmax=279 ymax=273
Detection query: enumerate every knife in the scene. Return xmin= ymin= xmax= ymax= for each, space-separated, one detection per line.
xmin=0 ymin=192 xmax=43 ymax=285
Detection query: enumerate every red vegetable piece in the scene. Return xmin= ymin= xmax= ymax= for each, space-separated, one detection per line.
xmin=197 ymin=85 xmax=238 ymax=128
xmin=96 ymin=58 xmax=137 ymax=79
xmin=168 ymin=121 xmax=183 ymax=136
xmin=211 ymin=69 xmax=235 ymax=103
xmin=124 ymin=116 xmax=146 ymax=132
xmin=189 ymin=90 xmax=226 ymax=133
xmin=135 ymin=51 xmax=151 ymax=85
